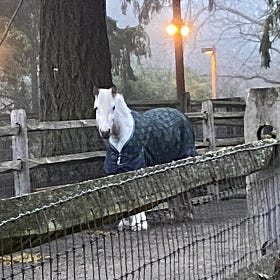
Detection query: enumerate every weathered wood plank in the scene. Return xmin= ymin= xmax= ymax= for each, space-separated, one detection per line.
xmin=0 ymin=124 xmax=20 ymax=137
xmin=127 ymin=100 xmax=179 ymax=107
xmin=28 ymin=151 xmax=106 ymax=168
xmin=214 ymin=118 xmax=244 ymax=126
xmin=212 ymin=98 xmax=245 ymax=107
xmin=187 ymin=112 xmax=205 ymax=122
xmin=195 ymin=141 xmax=209 ymax=148
xmin=216 ymin=137 xmax=244 ymax=147
xmin=202 ymin=100 xmax=216 ymax=150
xmin=1 ymin=113 xmax=244 ymax=137
xmin=245 ymin=88 xmax=280 ymax=250
xmin=190 ymin=98 xmax=245 ymax=110
xmin=0 ymin=160 xmax=22 ymax=174
xmin=187 ymin=111 xmax=244 ymax=125
xmin=0 ymin=113 xmax=38 ymax=122
xmin=213 ymin=111 xmax=244 ymax=118
xmin=199 ymin=137 xmax=245 ymax=149
xmin=0 ymin=140 xmax=276 ymax=255
xmin=27 ymin=119 xmax=97 ymax=131
xmin=27 ymin=144 xmax=209 ymax=173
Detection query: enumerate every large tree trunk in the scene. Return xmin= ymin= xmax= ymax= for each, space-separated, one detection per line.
xmin=37 ymin=0 xmax=112 ymax=188
xmin=39 ymin=0 xmax=112 ymax=121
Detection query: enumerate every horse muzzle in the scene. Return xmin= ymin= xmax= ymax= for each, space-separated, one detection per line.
xmin=100 ymin=129 xmax=110 ymax=139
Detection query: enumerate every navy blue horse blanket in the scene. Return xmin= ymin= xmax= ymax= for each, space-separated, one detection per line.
xmin=104 ymin=108 xmax=197 ymax=176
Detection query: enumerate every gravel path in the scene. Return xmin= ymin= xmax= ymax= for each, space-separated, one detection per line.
xmin=1 ymin=199 xmax=249 ymax=280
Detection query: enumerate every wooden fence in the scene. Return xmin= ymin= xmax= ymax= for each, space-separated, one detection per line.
xmin=0 ymin=97 xmax=245 ymax=197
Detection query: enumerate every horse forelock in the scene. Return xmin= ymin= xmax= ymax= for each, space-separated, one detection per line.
xmin=93 ymin=85 xmax=99 ymax=96
xmin=94 ymin=85 xmax=116 ymax=97
xmin=111 ymin=85 xmax=117 ymax=96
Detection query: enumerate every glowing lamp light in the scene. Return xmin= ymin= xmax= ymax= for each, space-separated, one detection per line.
xmin=204 ymin=50 xmax=214 ymax=55
xmin=180 ymin=25 xmax=190 ymax=37
xmin=201 ymin=47 xmax=215 ymax=55
xmin=166 ymin=24 xmax=178 ymax=36
xmin=201 ymin=47 xmax=217 ymax=99
xmin=166 ymin=22 xmax=191 ymax=37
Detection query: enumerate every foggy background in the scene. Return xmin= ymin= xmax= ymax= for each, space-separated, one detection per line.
xmin=107 ymin=0 xmax=280 ymax=99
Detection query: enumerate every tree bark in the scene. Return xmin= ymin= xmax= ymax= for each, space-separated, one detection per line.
xmin=39 ymin=0 xmax=112 ymax=121
xmin=38 ymin=0 xmax=112 ymax=187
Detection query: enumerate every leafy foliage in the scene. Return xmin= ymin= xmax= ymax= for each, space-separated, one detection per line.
xmin=107 ymin=17 xmax=151 ymax=81
xmin=208 ymin=0 xmax=215 ymax=12
xmin=121 ymin=0 xmax=216 ymax=24
xmin=260 ymin=0 xmax=280 ymax=68
xmin=0 ymin=18 xmax=32 ymax=111
xmin=113 ymin=65 xmax=210 ymax=101
xmin=185 ymin=68 xmax=211 ymax=101
xmin=0 ymin=0 xmax=40 ymax=112
xmin=121 ymin=0 xmax=170 ymax=24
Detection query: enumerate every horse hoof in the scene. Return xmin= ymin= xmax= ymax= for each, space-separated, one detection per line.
xmin=118 ymin=219 xmax=130 ymax=231
xmin=131 ymin=222 xmax=148 ymax=231
xmin=141 ymin=221 xmax=148 ymax=230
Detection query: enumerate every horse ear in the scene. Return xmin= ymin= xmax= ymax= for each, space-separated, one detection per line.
xmin=111 ymin=85 xmax=117 ymax=96
xmin=93 ymin=85 xmax=99 ymax=96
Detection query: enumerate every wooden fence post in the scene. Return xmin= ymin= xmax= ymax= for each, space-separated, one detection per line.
xmin=11 ymin=109 xmax=31 ymax=196
xmin=245 ymin=87 xmax=280 ymax=259
xmin=202 ymin=100 xmax=216 ymax=150
xmin=182 ymin=91 xmax=191 ymax=113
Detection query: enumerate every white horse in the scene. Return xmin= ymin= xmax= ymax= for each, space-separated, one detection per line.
xmin=94 ymin=85 xmax=197 ymax=231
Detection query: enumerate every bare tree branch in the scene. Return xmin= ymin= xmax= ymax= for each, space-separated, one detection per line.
xmin=219 ymin=74 xmax=280 ymax=85
xmin=271 ymin=46 xmax=280 ymax=54
xmin=216 ymin=4 xmax=262 ymax=25
xmin=0 ymin=0 xmax=24 ymax=47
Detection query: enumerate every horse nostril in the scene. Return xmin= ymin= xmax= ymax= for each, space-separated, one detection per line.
xmin=100 ymin=129 xmax=110 ymax=139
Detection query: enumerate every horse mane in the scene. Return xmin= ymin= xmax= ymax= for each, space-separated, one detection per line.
xmin=114 ymin=93 xmax=131 ymax=119
xmin=110 ymin=93 xmax=134 ymax=151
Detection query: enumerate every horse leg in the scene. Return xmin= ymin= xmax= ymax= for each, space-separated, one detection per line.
xmin=169 ymin=191 xmax=194 ymax=221
xmin=130 ymin=212 xmax=148 ymax=231
xmin=118 ymin=218 xmax=130 ymax=231
xmin=118 ymin=212 xmax=148 ymax=231
xmin=183 ymin=191 xmax=194 ymax=220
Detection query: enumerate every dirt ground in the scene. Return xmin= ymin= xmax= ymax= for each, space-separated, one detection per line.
xmin=0 ymin=199 xmax=250 ymax=280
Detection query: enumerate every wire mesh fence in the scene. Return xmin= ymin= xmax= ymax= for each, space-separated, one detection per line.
xmin=0 ymin=135 xmax=14 ymax=198
xmin=0 ymin=140 xmax=279 ymax=279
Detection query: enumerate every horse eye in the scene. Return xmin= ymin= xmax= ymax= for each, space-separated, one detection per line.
xmin=112 ymin=106 xmax=116 ymax=111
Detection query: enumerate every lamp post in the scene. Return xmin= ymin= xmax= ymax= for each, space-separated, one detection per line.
xmin=201 ymin=47 xmax=217 ymax=99
xmin=166 ymin=0 xmax=190 ymax=112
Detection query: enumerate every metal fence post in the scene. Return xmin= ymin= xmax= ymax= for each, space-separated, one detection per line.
xmin=11 ymin=109 xmax=31 ymax=195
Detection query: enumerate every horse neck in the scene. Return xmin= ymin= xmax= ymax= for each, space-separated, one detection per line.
xmin=109 ymin=94 xmax=134 ymax=152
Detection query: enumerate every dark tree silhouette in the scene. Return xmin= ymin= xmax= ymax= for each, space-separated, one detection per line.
xmin=38 ymin=0 xmax=113 ymax=186
xmin=260 ymin=1 xmax=280 ymax=68
xmin=40 ymin=0 xmax=112 ymax=121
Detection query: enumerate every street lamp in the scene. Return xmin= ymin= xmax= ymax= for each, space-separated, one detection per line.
xmin=201 ymin=47 xmax=217 ymax=99
xmin=166 ymin=21 xmax=190 ymax=37
xmin=166 ymin=0 xmax=190 ymax=112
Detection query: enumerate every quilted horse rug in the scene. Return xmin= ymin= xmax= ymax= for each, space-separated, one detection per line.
xmin=104 ymin=107 xmax=197 ymax=176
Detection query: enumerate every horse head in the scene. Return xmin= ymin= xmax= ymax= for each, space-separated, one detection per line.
xmin=94 ymin=85 xmax=118 ymax=139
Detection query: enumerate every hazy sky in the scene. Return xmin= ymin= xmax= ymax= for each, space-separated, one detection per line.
xmin=107 ymin=1 xmax=138 ymax=28
xmin=106 ymin=1 xmax=279 ymax=96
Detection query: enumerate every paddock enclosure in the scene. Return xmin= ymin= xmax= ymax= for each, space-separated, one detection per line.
xmin=0 ymin=87 xmax=280 ymax=279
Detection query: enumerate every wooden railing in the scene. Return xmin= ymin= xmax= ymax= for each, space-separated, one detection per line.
xmin=0 ymin=97 xmax=245 ymax=197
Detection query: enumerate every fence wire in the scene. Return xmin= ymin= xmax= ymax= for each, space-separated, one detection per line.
xmin=0 ymin=136 xmax=14 ymax=198
xmin=0 ymin=141 xmax=279 ymax=280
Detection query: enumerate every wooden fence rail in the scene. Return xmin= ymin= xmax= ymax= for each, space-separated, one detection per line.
xmin=0 ymin=97 xmax=245 ymax=197
xmin=0 ymin=139 xmax=276 ymax=255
